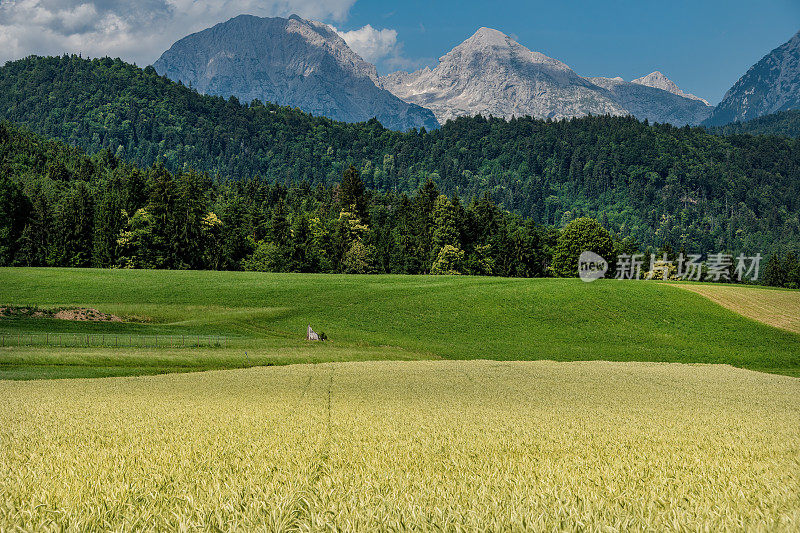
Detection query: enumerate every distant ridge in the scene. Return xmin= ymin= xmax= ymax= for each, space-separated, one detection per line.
xmin=632 ymin=71 xmax=710 ymax=105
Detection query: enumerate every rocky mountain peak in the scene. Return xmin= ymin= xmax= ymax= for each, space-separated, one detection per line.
xmin=462 ymin=27 xmax=514 ymax=48
xmin=153 ymin=14 xmax=438 ymax=131
xmin=379 ymin=27 xmax=628 ymax=123
xmin=444 ymin=27 xmax=572 ymax=72
xmin=632 ymin=71 xmax=709 ymax=105
xmin=588 ymin=75 xmax=712 ymax=125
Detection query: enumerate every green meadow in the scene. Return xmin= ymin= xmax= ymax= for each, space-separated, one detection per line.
xmin=1 ymin=267 xmax=799 ymax=379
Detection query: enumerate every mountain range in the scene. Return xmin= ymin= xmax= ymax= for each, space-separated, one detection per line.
xmin=152 ymin=15 xmax=799 ymax=130
xmin=379 ymin=27 xmax=712 ymax=126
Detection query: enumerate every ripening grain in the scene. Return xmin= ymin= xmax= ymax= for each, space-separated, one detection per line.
xmin=2 ymin=360 xmax=799 ymax=531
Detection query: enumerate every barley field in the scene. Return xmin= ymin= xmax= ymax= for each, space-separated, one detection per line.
xmin=2 ymin=360 xmax=799 ymax=531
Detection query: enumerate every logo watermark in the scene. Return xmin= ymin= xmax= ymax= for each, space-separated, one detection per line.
xmin=578 ymin=251 xmax=762 ymax=283
xmin=578 ymin=251 xmax=608 ymax=282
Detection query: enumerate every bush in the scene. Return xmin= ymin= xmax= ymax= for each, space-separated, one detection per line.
xmin=552 ymin=218 xmax=614 ymax=278
xmin=431 ymin=245 xmax=465 ymax=275
xmin=242 ymin=241 xmax=290 ymax=272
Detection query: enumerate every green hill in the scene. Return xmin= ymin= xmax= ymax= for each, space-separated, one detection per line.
xmin=2 ymin=56 xmax=800 ymax=256
xmin=1 ymin=268 xmax=798 ymax=379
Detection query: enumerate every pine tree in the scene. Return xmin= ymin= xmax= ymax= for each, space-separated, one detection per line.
xmin=146 ymin=163 xmax=177 ymax=268
xmin=339 ymin=165 xmax=368 ymax=222
xmin=0 ymin=174 xmax=29 ymax=265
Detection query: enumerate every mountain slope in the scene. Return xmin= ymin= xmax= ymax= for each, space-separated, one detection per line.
xmin=1 ymin=55 xmax=800 ymax=260
xmin=588 ymin=76 xmax=712 ymax=125
xmin=706 ymin=31 xmax=800 ymax=126
xmin=632 ymin=71 xmax=709 ymax=105
xmin=153 ymin=14 xmax=438 ymax=131
xmin=379 ymin=28 xmax=627 ymax=123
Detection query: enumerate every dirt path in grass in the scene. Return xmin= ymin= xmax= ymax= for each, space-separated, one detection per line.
xmin=674 ymin=284 xmax=800 ymax=334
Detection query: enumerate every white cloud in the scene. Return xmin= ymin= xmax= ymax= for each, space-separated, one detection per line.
xmin=331 ymin=23 xmax=430 ymax=74
xmin=0 ymin=0 xmax=358 ymax=65
xmin=334 ymin=24 xmax=398 ymax=63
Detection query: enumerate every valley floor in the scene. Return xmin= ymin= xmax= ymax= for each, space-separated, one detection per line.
xmin=1 ymin=360 xmax=798 ymax=530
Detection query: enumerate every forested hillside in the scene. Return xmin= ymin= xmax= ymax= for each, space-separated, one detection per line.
xmin=2 ymin=55 xmax=800 ymax=259
xmin=705 ymin=110 xmax=800 ymax=138
xmin=0 ymin=122 xmax=560 ymax=276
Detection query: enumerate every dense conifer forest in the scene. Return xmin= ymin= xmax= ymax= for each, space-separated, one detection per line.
xmin=1 ymin=55 xmax=800 ymax=284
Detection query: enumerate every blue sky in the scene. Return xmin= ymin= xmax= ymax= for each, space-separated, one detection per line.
xmin=340 ymin=0 xmax=800 ymax=104
xmin=1 ymin=0 xmax=797 ymax=104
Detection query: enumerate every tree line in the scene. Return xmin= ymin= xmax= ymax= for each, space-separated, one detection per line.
xmin=3 ymin=122 xmax=799 ymax=288
xmin=704 ymin=110 xmax=800 ymax=138
xmin=1 ymin=122 xmax=557 ymax=276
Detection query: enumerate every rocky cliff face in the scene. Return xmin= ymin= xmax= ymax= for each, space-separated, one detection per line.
xmin=153 ymin=15 xmax=439 ymax=131
xmin=379 ymin=28 xmax=627 ymax=123
xmin=706 ymin=31 xmax=800 ymax=126
xmin=380 ymin=28 xmax=711 ymax=126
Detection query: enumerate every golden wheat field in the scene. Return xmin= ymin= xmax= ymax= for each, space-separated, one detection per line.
xmin=1 ymin=360 xmax=799 ymax=531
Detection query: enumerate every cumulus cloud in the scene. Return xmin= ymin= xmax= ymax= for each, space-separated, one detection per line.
xmin=332 ymin=23 xmax=429 ymax=73
xmin=0 ymin=0 xmax=358 ymax=65
xmin=334 ymin=24 xmax=397 ymax=63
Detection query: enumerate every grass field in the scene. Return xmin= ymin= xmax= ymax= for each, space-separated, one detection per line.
xmin=1 ymin=360 xmax=798 ymax=530
xmin=1 ymin=268 xmax=799 ymax=378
